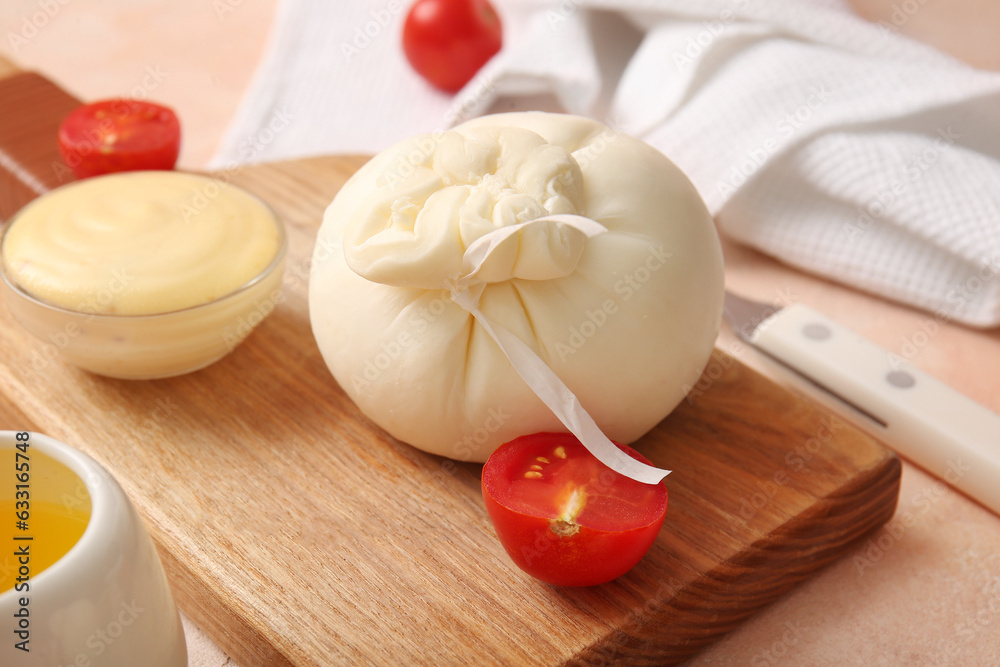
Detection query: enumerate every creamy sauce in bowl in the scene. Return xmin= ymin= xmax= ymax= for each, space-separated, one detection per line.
xmin=0 ymin=171 xmax=286 ymax=379
xmin=2 ymin=171 xmax=282 ymax=315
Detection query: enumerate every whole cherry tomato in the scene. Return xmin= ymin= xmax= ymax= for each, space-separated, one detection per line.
xmin=481 ymin=432 xmax=668 ymax=587
xmin=58 ymin=99 xmax=181 ymax=179
xmin=402 ymin=0 xmax=502 ymax=93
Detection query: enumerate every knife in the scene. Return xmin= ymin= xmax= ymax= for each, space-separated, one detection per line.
xmin=723 ymin=291 xmax=1000 ymax=516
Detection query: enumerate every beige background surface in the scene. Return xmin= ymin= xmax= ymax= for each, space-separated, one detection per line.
xmin=2 ymin=1 xmax=999 ymax=665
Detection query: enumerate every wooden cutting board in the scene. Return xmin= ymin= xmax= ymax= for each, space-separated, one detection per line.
xmin=0 ymin=63 xmax=901 ymax=666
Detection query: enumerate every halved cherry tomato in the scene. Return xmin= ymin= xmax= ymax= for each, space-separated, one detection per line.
xmin=481 ymin=432 xmax=668 ymax=587
xmin=58 ymin=99 xmax=181 ymax=179
xmin=402 ymin=0 xmax=502 ymax=93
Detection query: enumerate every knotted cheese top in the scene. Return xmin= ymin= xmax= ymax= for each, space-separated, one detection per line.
xmin=344 ymin=126 xmax=591 ymax=288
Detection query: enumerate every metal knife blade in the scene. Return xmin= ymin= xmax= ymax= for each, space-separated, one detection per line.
xmin=723 ymin=290 xmax=1000 ymax=516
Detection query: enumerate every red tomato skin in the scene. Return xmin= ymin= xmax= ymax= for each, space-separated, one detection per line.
xmin=58 ymin=99 xmax=181 ymax=179
xmin=482 ymin=492 xmax=666 ymax=587
xmin=402 ymin=0 xmax=502 ymax=93
xmin=481 ymin=433 xmax=668 ymax=587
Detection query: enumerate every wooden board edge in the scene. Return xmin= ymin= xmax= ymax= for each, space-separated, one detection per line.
xmin=569 ymin=442 xmax=901 ymax=665
xmin=0 ymin=54 xmax=19 ymax=80
xmin=0 ymin=67 xmax=82 ymax=219
xmin=155 ymin=541 xmax=297 ymax=667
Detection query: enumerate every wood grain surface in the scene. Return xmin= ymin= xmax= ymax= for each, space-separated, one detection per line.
xmin=0 ymin=57 xmax=902 ymax=665
xmin=0 ymin=55 xmax=81 ymax=220
xmin=0 ymin=148 xmax=901 ymax=664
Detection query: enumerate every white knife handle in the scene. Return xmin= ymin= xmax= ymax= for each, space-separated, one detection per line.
xmin=751 ymin=303 xmax=1000 ymax=515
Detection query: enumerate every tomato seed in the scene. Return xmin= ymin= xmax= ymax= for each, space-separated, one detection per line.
xmin=524 ymin=471 xmax=542 ymax=479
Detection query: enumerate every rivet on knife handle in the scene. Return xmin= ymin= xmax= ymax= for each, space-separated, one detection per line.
xmin=737 ymin=299 xmax=1000 ymax=516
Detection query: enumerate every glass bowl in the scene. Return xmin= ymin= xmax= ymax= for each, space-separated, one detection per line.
xmin=0 ymin=173 xmax=287 ymax=380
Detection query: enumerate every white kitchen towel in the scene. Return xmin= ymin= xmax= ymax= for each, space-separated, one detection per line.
xmin=212 ymin=0 xmax=1000 ymax=327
